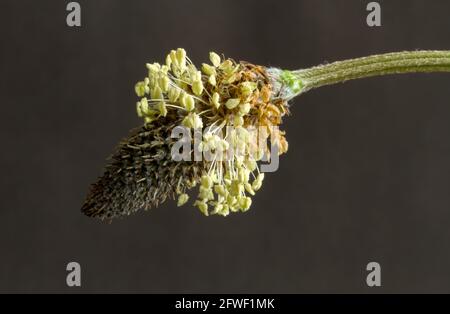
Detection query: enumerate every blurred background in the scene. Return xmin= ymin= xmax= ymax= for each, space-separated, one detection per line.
xmin=1 ymin=0 xmax=450 ymax=293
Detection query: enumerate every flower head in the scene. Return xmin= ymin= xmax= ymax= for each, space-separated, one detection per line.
xmin=131 ymin=49 xmax=291 ymax=216
xmin=84 ymin=48 xmax=290 ymax=219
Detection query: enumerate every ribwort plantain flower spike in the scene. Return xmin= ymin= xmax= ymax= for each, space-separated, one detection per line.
xmin=82 ymin=49 xmax=450 ymax=220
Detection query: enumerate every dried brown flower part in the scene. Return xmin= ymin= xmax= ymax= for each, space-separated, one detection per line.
xmin=238 ymin=62 xmax=290 ymax=155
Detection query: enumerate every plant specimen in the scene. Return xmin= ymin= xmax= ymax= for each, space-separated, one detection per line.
xmin=82 ymin=49 xmax=450 ymax=220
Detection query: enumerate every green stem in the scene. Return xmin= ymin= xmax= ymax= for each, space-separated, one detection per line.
xmin=279 ymin=51 xmax=450 ymax=98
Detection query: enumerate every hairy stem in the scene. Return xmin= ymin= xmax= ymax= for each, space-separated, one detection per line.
xmin=279 ymin=51 xmax=450 ymax=98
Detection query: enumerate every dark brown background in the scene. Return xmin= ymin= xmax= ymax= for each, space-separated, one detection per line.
xmin=1 ymin=0 xmax=450 ymax=293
